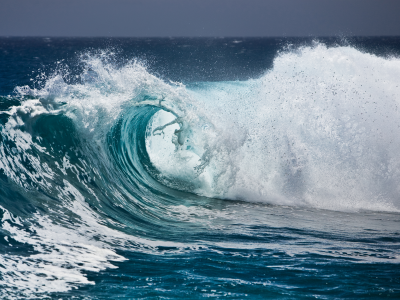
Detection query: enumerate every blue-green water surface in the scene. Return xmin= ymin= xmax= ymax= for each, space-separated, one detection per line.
xmin=0 ymin=37 xmax=399 ymax=299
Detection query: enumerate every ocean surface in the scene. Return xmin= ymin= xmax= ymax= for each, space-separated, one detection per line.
xmin=0 ymin=37 xmax=400 ymax=299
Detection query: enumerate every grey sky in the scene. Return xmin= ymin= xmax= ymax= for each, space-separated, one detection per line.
xmin=1 ymin=0 xmax=399 ymax=37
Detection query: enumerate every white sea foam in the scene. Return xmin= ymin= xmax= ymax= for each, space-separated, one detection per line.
xmin=147 ymin=43 xmax=400 ymax=212
xmin=0 ymin=179 xmax=198 ymax=297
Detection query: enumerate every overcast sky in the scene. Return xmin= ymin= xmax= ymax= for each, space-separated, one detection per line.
xmin=1 ymin=0 xmax=399 ymax=37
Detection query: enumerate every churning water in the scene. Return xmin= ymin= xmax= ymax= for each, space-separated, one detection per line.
xmin=0 ymin=37 xmax=399 ymax=298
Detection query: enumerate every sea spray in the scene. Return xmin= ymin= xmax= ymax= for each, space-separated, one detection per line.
xmin=145 ymin=44 xmax=400 ymax=211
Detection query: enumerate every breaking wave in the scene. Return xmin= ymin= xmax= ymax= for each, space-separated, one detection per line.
xmin=1 ymin=42 xmax=400 ymax=296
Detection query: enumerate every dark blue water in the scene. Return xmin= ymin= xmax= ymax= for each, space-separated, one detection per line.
xmin=0 ymin=37 xmax=399 ymax=299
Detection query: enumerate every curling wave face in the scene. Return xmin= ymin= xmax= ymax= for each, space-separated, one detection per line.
xmin=1 ymin=42 xmax=400 ymax=297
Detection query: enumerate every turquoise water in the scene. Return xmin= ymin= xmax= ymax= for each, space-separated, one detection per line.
xmin=0 ymin=37 xmax=399 ymax=299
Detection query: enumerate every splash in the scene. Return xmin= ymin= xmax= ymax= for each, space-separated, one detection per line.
xmin=147 ymin=43 xmax=400 ymax=211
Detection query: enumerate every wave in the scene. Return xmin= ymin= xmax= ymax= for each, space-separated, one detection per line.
xmin=4 ymin=43 xmax=400 ymax=212
xmin=1 ymin=42 xmax=400 ymax=296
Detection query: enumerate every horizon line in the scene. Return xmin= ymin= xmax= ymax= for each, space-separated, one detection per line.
xmin=1 ymin=35 xmax=400 ymax=39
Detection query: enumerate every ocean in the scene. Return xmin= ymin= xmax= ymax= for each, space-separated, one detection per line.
xmin=0 ymin=37 xmax=399 ymax=299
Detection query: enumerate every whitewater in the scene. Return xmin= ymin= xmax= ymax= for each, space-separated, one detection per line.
xmin=0 ymin=37 xmax=399 ymax=298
